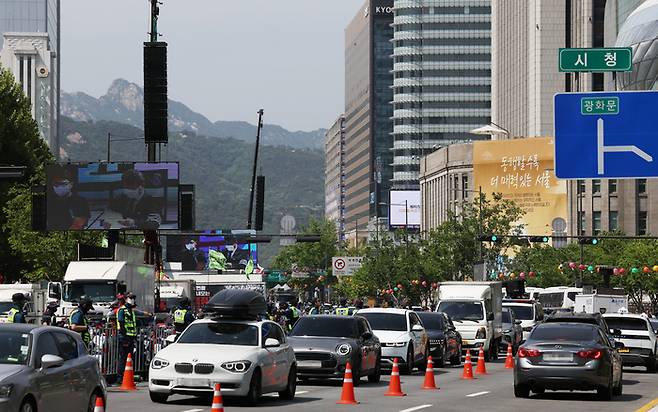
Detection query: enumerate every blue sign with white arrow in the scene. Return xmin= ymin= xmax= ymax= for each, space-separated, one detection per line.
xmin=554 ymin=91 xmax=658 ymax=179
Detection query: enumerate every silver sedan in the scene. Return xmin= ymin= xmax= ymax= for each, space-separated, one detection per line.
xmin=0 ymin=324 xmax=107 ymax=412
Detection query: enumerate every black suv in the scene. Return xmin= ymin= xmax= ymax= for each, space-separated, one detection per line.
xmin=544 ymin=312 xmax=620 ymax=336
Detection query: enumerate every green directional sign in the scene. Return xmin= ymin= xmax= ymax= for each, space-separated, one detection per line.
xmin=581 ymin=97 xmax=619 ymax=115
xmin=559 ymin=48 xmax=632 ymax=72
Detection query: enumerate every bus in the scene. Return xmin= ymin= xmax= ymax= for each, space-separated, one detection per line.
xmin=538 ymin=286 xmax=583 ymax=311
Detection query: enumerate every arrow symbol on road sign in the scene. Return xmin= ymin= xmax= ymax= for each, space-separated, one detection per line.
xmin=597 ymin=118 xmax=653 ymax=175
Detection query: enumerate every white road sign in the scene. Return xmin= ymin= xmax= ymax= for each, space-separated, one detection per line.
xmin=332 ymin=256 xmax=363 ymax=276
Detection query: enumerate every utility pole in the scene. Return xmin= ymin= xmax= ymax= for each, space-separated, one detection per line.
xmin=247 ymin=109 xmax=264 ymax=229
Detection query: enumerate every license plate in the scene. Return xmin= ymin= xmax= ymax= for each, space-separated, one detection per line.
xmin=179 ymin=378 xmax=209 ymax=387
xmin=618 ymin=348 xmax=630 ymax=353
xmin=298 ymin=360 xmax=322 ymax=368
xmin=462 ymin=340 xmax=469 ymax=345
xmin=543 ymin=353 xmax=573 ymax=362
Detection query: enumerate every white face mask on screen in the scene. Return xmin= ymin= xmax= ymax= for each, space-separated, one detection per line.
xmin=124 ymin=187 xmax=144 ymax=200
xmin=53 ymin=183 xmax=72 ymax=197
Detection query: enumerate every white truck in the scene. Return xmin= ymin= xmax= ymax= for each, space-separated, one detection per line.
xmin=0 ymin=282 xmax=59 ymax=323
xmin=436 ymin=281 xmax=503 ymax=361
xmin=171 ymin=271 xmax=265 ymax=308
xmin=56 ymin=261 xmax=155 ymax=321
xmin=574 ymin=293 xmax=628 ymax=315
xmin=156 ymin=279 xmax=196 ymax=313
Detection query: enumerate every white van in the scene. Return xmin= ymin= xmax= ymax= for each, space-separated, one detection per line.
xmin=538 ymin=286 xmax=582 ymax=311
xmin=502 ymin=299 xmax=544 ymax=340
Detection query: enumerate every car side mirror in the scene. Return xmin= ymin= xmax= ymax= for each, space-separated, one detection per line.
xmin=40 ymin=354 xmax=64 ymax=370
xmin=264 ymin=338 xmax=281 ymax=348
xmin=412 ymin=324 xmax=424 ymax=332
xmin=361 ymin=331 xmax=373 ymax=340
xmin=165 ymin=334 xmax=177 ymax=344
xmin=514 ymin=320 xmax=522 ymax=325
xmin=614 ymin=341 xmax=625 ymax=349
xmin=487 ymin=313 xmax=494 ymax=321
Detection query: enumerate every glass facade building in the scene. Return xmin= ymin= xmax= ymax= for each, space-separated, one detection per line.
xmin=615 ymin=0 xmax=658 ymax=90
xmin=0 ymin=0 xmax=60 ymax=153
xmin=391 ymin=0 xmax=491 ymax=189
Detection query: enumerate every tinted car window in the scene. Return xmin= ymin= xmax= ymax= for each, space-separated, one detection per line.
xmin=529 ymin=324 xmax=596 ymax=341
xmin=502 ymin=311 xmax=512 ymax=323
xmin=409 ymin=313 xmax=421 ymax=328
xmin=416 ymin=313 xmax=444 ymax=330
xmin=605 ymin=317 xmax=649 ymax=331
xmin=437 ymin=301 xmax=484 ymax=321
xmin=0 ymin=330 xmax=30 ymax=365
xmin=505 ymin=305 xmax=534 ymax=320
xmin=34 ymin=332 xmax=62 ymax=367
xmin=262 ymin=322 xmax=285 ymax=343
xmin=178 ymin=323 xmax=258 ymax=346
xmin=359 ymin=313 xmax=407 ymax=331
xmin=290 ymin=317 xmax=358 ymax=338
xmin=53 ymin=332 xmax=78 ymax=360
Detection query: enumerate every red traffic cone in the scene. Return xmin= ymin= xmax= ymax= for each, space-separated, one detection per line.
xmin=211 ymin=383 xmax=224 ymax=412
xmin=422 ymin=356 xmax=438 ymax=390
xmin=119 ymin=353 xmax=137 ymax=391
xmin=385 ymin=358 xmax=407 ymax=396
xmin=336 ymin=361 xmax=358 ymax=404
xmin=461 ymin=350 xmax=475 ymax=380
xmin=93 ymin=396 xmax=105 ymax=412
xmin=505 ymin=343 xmax=514 ymax=369
xmin=475 ymin=346 xmax=488 ymax=375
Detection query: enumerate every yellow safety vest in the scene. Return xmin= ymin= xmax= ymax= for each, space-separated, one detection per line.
xmin=69 ymin=309 xmax=91 ymax=345
xmin=117 ymin=306 xmax=137 ymax=337
xmin=7 ymin=308 xmax=20 ymax=323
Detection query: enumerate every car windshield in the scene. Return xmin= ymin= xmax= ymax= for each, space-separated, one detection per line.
xmin=359 ymin=313 xmax=407 ymax=331
xmin=605 ymin=317 xmax=648 ymax=331
xmin=502 ymin=311 xmax=512 ymax=323
xmin=0 ymin=331 xmax=30 ymax=365
xmin=651 ymin=320 xmax=658 ymax=333
xmin=178 ymin=322 xmax=259 ymax=346
xmin=64 ymin=282 xmax=115 ymax=303
xmin=416 ymin=313 xmax=444 ymax=330
xmin=290 ymin=317 xmax=358 ymax=338
xmin=437 ymin=301 xmax=484 ymax=321
xmin=529 ymin=325 xmax=596 ymax=341
xmin=0 ymin=302 xmax=14 ymax=313
xmin=505 ymin=305 xmax=534 ymax=320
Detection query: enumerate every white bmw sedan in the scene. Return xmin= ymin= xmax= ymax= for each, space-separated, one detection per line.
xmin=149 ymin=318 xmax=297 ymax=405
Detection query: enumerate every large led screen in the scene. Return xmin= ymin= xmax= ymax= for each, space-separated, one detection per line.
xmin=166 ymin=230 xmax=258 ymax=271
xmin=389 ymin=190 xmax=421 ymax=229
xmin=46 ymin=162 xmax=179 ymax=230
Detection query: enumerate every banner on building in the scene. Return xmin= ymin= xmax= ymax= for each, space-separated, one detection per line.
xmin=473 ymin=137 xmax=567 ymax=237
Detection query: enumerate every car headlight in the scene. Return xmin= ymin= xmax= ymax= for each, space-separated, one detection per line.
xmin=221 ymin=361 xmax=252 ymax=373
xmin=0 ymin=384 xmax=13 ymax=398
xmin=475 ymin=327 xmax=487 ymax=339
xmin=151 ymin=358 xmax=170 ymax=370
xmin=394 ymin=342 xmax=406 ymax=347
xmin=337 ymin=344 xmax=352 ymax=356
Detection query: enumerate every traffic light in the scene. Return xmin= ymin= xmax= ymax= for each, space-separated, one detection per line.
xmin=528 ymin=236 xmax=550 ymax=243
xmin=578 ymin=237 xmax=599 ymax=245
xmin=478 ymin=235 xmax=500 ymax=242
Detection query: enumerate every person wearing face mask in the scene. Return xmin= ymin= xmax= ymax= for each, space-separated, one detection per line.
xmin=108 ymin=169 xmax=163 ymax=230
xmin=6 ymin=293 xmax=28 ymax=323
xmin=47 ymin=166 xmax=90 ymax=230
xmin=181 ymin=239 xmax=206 ymax=270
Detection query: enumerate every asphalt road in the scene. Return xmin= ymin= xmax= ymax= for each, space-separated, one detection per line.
xmin=107 ymin=360 xmax=658 ymax=412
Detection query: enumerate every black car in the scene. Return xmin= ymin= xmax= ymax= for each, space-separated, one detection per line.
xmin=287 ymin=315 xmax=381 ymax=385
xmin=415 ymin=311 xmax=462 ymax=367
xmin=544 ymin=311 xmax=619 ymax=337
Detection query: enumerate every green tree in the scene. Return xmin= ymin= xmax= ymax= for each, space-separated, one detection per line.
xmin=272 ymin=218 xmax=338 ymax=273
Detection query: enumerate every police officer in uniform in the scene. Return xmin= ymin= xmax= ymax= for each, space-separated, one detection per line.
xmin=116 ymin=295 xmax=138 ymax=382
xmin=335 ymin=297 xmax=351 ymax=316
xmin=7 ymin=293 xmax=27 ymax=323
xmin=69 ymin=296 xmax=94 ymax=347
xmin=173 ymin=297 xmax=195 ymax=333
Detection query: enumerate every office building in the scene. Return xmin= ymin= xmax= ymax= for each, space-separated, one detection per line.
xmin=391 ymin=0 xmax=492 ymax=189
xmin=344 ymin=0 xmax=394 ymax=244
xmin=0 ymin=0 xmax=60 ymax=153
xmin=325 ymin=114 xmax=347 ymax=241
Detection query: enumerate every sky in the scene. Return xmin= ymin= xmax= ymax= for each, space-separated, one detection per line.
xmin=61 ymin=0 xmax=364 ymax=131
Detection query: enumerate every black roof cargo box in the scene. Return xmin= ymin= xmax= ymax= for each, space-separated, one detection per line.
xmin=204 ymin=289 xmax=266 ymax=320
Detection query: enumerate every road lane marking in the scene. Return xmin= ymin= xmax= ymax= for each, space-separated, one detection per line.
xmin=399 ymin=405 xmax=433 ymax=412
xmin=466 ymin=391 xmax=490 ymax=397
xmin=264 ymin=390 xmax=309 ymax=397
xmin=181 ymin=409 xmax=204 ymax=412
xmin=296 ymin=390 xmax=309 ymax=395
xmin=636 ymin=396 xmax=658 ymax=412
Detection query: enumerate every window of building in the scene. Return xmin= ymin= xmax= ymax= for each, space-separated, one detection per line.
xmin=608 ymin=179 xmax=617 ymax=194
xmin=609 ymin=211 xmax=618 ymax=231
xmin=453 ymin=175 xmax=459 ymax=201
xmin=592 ymin=180 xmax=601 ymax=194
xmin=578 ymin=211 xmax=586 ymax=236
xmin=593 ymin=211 xmax=601 ymax=235
xmin=461 ymin=175 xmax=468 ymax=199
xmin=637 ymin=211 xmax=648 ymax=236
xmin=637 ymin=179 xmax=647 ymax=194
xmin=577 ymin=180 xmax=585 ymax=194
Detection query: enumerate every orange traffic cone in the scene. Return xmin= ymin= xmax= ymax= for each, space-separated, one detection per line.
xmin=475 ymin=346 xmax=488 ymax=375
xmin=336 ymin=361 xmax=358 ymax=404
xmin=93 ymin=396 xmax=105 ymax=412
xmin=422 ymin=356 xmax=438 ymax=390
xmin=461 ymin=350 xmax=475 ymax=380
xmin=119 ymin=353 xmax=137 ymax=391
xmin=505 ymin=343 xmax=514 ymax=369
xmin=211 ymin=383 xmax=224 ymax=412
xmin=385 ymin=358 xmax=407 ymax=396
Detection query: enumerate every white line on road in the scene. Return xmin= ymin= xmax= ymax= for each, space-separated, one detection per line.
xmin=466 ymin=391 xmax=490 ymax=398
xmin=180 ymin=409 xmax=204 ymax=412
xmin=296 ymin=390 xmax=309 ymax=395
xmin=399 ymin=405 xmax=433 ymax=412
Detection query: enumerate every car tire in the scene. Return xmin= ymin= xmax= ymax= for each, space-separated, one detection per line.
xmin=246 ymin=369 xmax=262 ymax=406
xmin=514 ymin=383 xmax=530 ymax=398
xmin=368 ymin=355 xmax=382 ymax=383
xmin=613 ymin=371 xmax=623 ymax=396
xmin=597 ymin=376 xmax=613 ymax=401
xmin=450 ymin=344 xmax=462 ymax=366
xmin=352 ymin=362 xmax=361 ymax=387
xmin=149 ymin=391 xmax=168 ymax=404
xmin=436 ymin=346 xmax=446 ymax=368
xmin=400 ymin=345 xmax=413 ymax=375
xmin=278 ymin=365 xmax=297 ymax=400
xmin=418 ymin=346 xmax=430 ymax=371
xmin=647 ymin=357 xmax=657 ymax=373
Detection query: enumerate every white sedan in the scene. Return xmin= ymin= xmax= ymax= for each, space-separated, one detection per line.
xmin=149 ymin=318 xmax=297 ymax=405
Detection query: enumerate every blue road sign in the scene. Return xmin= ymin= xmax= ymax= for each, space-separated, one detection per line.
xmin=554 ymin=91 xmax=658 ymax=179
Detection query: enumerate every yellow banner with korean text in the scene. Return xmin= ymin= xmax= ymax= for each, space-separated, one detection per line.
xmin=473 ymin=137 xmax=567 ymax=237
